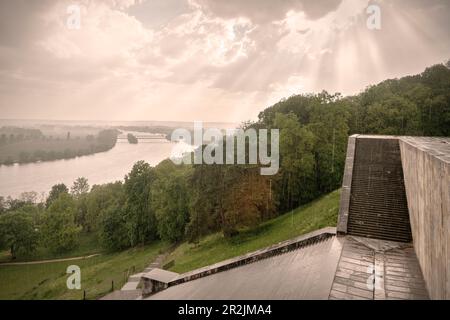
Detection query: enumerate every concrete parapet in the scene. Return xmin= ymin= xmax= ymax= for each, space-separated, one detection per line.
xmin=337 ymin=134 xmax=358 ymax=234
xmin=399 ymin=137 xmax=450 ymax=300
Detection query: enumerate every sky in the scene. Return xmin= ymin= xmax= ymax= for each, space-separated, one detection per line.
xmin=0 ymin=0 xmax=449 ymax=123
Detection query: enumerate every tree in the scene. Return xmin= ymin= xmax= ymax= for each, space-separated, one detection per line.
xmin=5 ymin=197 xmax=29 ymax=212
xmin=0 ymin=212 xmax=38 ymax=259
xmin=0 ymin=134 xmax=7 ymax=145
xmin=124 ymin=161 xmax=157 ymax=246
xmin=41 ymin=193 xmax=81 ymax=253
xmin=19 ymin=191 xmax=39 ymax=204
xmin=71 ymin=177 xmax=90 ymax=198
xmin=46 ymin=183 xmax=69 ymax=208
xmin=151 ymin=163 xmax=190 ymax=243
xmin=274 ymin=112 xmax=317 ymax=211
xmin=127 ymin=133 xmax=138 ymax=144
xmin=308 ymin=99 xmax=351 ymax=194
xmin=84 ymin=182 xmax=124 ymax=233
xmin=100 ymin=206 xmax=129 ymax=251
xmin=185 ymin=162 xmax=222 ymax=243
xmin=221 ymin=167 xmax=275 ymax=237
xmin=0 ymin=196 xmax=5 ymax=214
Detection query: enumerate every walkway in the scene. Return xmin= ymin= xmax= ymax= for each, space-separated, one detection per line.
xmin=0 ymin=254 xmax=100 ymax=266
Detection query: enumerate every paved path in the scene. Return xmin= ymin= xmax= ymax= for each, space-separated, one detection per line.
xmin=0 ymin=254 xmax=100 ymax=266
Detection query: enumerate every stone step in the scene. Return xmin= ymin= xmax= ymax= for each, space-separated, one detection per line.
xmin=121 ymin=281 xmax=140 ymax=291
xmin=128 ymin=273 xmax=144 ymax=281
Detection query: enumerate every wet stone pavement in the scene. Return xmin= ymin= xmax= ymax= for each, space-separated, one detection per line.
xmin=329 ymin=236 xmax=429 ymax=300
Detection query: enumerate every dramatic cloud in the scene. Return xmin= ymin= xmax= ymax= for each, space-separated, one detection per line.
xmin=0 ymin=0 xmax=449 ymax=122
xmin=191 ymin=0 xmax=343 ymax=23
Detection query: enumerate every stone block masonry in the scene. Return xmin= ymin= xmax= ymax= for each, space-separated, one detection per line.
xmin=399 ymin=136 xmax=450 ymax=300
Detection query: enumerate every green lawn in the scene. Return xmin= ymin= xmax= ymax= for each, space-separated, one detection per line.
xmin=165 ymin=189 xmax=340 ymax=273
xmin=0 ymin=241 xmax=169 ymax=300
xmin=0 ymin=232 xmax=103 ymax=263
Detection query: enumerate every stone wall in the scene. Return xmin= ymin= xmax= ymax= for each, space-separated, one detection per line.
xmin=399 ymin=137 xmax=450 ymax=300
xmin=337 ymin=134 xmax=358 ymax=234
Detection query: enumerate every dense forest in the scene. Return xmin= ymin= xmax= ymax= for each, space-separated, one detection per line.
xmin=0 ymin=63 xmax=449 ymax=259
xmin=0 ymin=128 xmax=119 ymax=165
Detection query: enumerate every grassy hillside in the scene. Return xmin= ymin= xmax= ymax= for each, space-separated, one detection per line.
xmin=0 ymin=189 xmax=339 ymax=300
xmin=165 ymin=189 xmax=340 ymax=273
xmin=0 ymin=242 xmax=168 ymax=300
xmin=0 ymin=232 xmax=102 ymax=263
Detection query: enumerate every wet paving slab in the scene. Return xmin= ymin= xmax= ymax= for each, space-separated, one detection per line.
xmin=329 ymin=236 xmax=429 ymax=300
xmin=148 ymin=236 xmax=344 ymax=300
xmin=142 ymin=234 xmax=428 ymax=300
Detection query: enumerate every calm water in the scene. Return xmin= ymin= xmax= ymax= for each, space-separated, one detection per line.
xmin=0 ymin=134 xmax=179 ymax=199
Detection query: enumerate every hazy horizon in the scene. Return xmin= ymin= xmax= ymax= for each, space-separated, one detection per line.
xmin=0 ymin=62 xmax=446 ymax=124
xmin=1 ymin=0 xmax=449 ymax=122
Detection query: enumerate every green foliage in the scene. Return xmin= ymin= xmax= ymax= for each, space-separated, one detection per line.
xmin=70 ymin=177 xmax=90 ymax=198
xmin=253 ymin=63 xmax=450 ymax=217
xmin=0 ymin=196 xmax=5 ymax=214
xmin=100 ymin=205 xmax=129 ymax=251
xmin=41 ymin=193 xmax=81 ymax=254
xmin=19 ymin=191 xmax=39 ymax=204
xmin=0 ymin=212 xmax=39 ymax=259
xmin=221 ymin=167 xmax=276 ymax=237
xmin=186 ymin=159 xmax=276 ymax=240
xmin=274 ymin=113 xmax=317 ymax=210
xmin=166 ymin=190 xmax=340 ymax=273
xmin=353 ymin=64 xmax=450 ymax=136
xmin=84 ymin=182 xmax=124 ymax=233
xmin=81 ymin=182 xmax=128 ymax=251
xmin=151 ymin=160 xmax=191 ymax=243
xmin=45 ymin=183 xmax=69 ymax=208
xmin=124 ymin=161 xmax=157 ymax=246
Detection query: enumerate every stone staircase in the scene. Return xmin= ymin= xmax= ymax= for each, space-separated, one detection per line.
xmin=100 ymin=253 xmax=168 ymax=300
xmin=347 ymin=137 xmax=412 ymax=243
xmin=121 ymin=254 xmax=167 ymax=291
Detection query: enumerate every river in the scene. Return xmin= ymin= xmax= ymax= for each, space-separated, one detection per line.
xmin=0 ymin=133 xmax=183 ymax=199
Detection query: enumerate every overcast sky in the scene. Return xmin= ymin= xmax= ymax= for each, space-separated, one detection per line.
xmin=0 ymin=0 xmax=449 ymax=122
